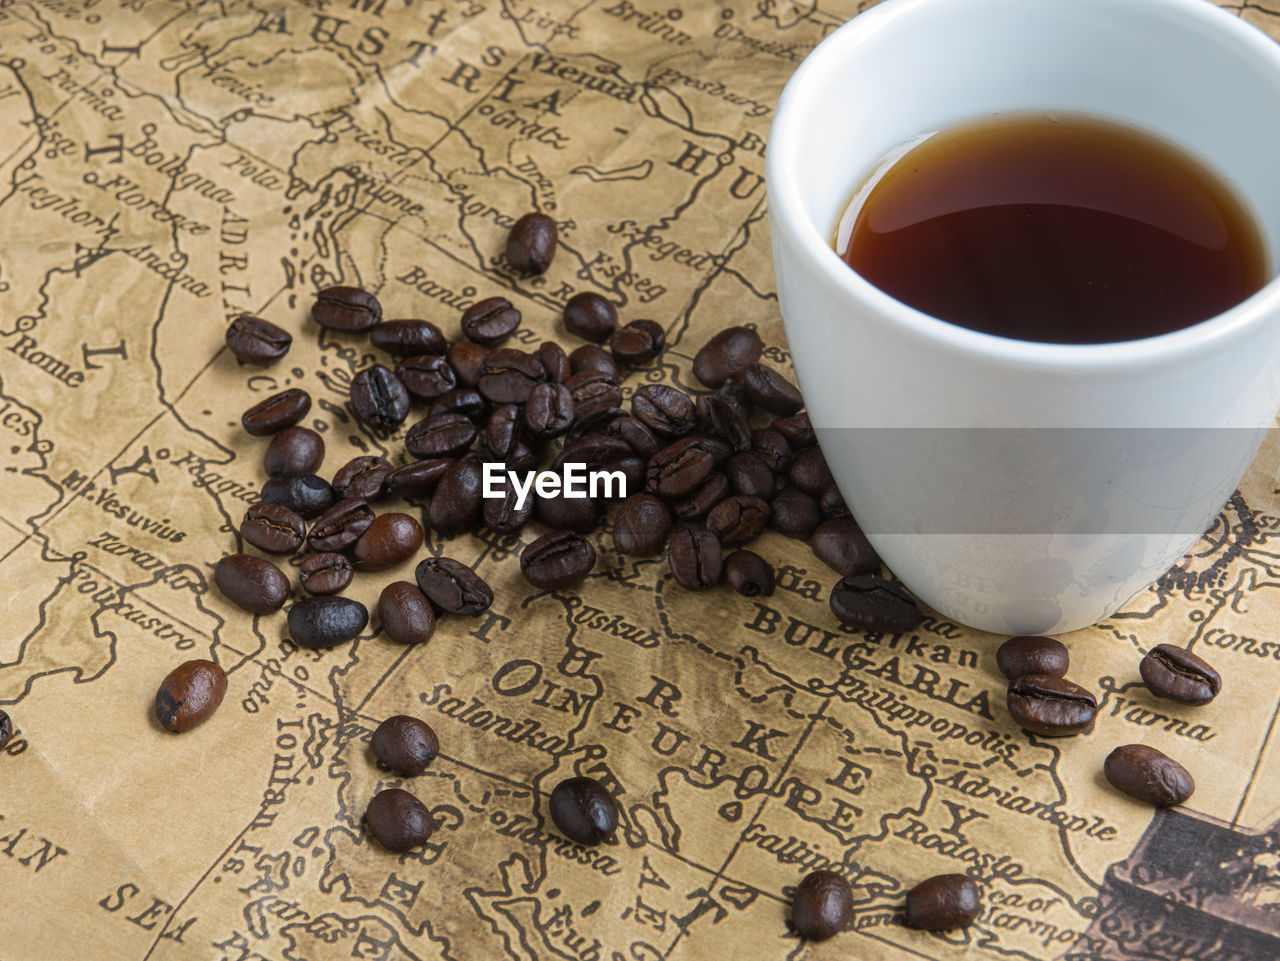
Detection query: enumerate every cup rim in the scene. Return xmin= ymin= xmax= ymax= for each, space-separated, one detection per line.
xmin=765 ymin=0 xmax=1280 ymax=374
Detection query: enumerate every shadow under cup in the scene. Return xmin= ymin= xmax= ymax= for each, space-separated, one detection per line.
xmin=765 ymin=0 xmax=1280 ymax=634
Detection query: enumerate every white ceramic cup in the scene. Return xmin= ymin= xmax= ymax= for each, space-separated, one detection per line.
xmin=766 ymin=0 xmax=1280 ymax=634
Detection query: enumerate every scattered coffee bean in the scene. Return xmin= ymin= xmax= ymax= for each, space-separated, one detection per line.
xmin=241 ymin=502 xmax=306 ymax=554
xmin=605 ymin=415 xmax=660 ymax=458
xmin=506 ymin=211 xmax=557 ymax=274
xmin=386 ymin=459 xmax=452 ymax=500
xmin=370 ymin=318 xmax=447 ymax=356
xmin=810 ymin=518 xmax=879 ymax=577
xmin=479 ymin=348 xmax=545 ymax=404
xmin=0 ymin=710 xmax=11 ymax=752
xmin=569 ymin=343 xmax=621 ymax=379
xmin=372 ymin=715 xmax=440 ymax=776
xmin=536 ymin=491 xmax=601 ymax=534
xmin=996 ymin=635 xmax=1069 ymax=680
xmin=462 ymin=296 xmax=521 ymax=345
xmin=538 ymin=340 xmax=571 ymax=382
xmin=349 ymin=365 xmax=410 ymax=429
xmin=241 ymin=388 xmax=310 ymax=435
xmin=264 ymin=426 xmax=325 ymax=477
xmin=405 ymin=412 xmax=477 ymax=459
xmin=447 ymin=341 xmax=490 ymax=387
xmin=415 ymin=557 xmax=492 ymax=615
xmin=725 ymin=549 xmax=775 ymax=597
xmin=770 ymin=486 xmax=821 ymax=539
xmin=752 ymin=428 xmax=793 ymax=473
xmin=564 ymin=292 xmax=617 ymax=342
xmin=648 ymin=437 xmax=715 ymax=499
xmin=214 ymin=554 xmax=292 ymax=615
xmin=428 ymin=460 xmax=484 ymax=536
xmin=789 ymin=447 xmax=833 ymax=494
xmin=774 ymin=412 xmax=816 ymax=449
xmin=829 ymin=574 xmax=922 ymax=632
xmin=698 ymin=393 xmax=751 ymax=451
xmin=905 ymin=874 xmax=981 ymax=930
xmin=1007 ymin=674 xmax=1098 ymax=736
xmin=525 ymin=382 xmax=575 ymax=439
xmin=352 ymin=512 xmax=424 ymax=571
xmin=261 ymin=473 xmax=334 ymax=519
xmin=287 ymin=596 xmax=369 ymax=648
xmin=633 ymin=384 xmax=698 ymax=437
xmin=483 ymin=478 xmax=536 ymax=533
xmin=706 ymin=495 xmax=770 ymax=545
xmin=610 ymin=319 xmax=665 ymax=364
xmin=613 ymin=493 xmax=671 ymax=556
xmin=1104 ymin=743 xmax=1195 ymax=807
xmin=226 ymin=313 xmax=292 ymax=365
xmin=312 ymin=285 xmax=381 ymax=331
xmin=549 ymin=776 xmax=618 ymax=845
xmin=299 ymin=552 xmax=353 ymax=595
xmin=378 ymin=581 xmax=437 ymax=645
xmin=672 ymin=471 xmax=731 ymax=523
xmin=155 ymin=659 xmax=227 ymax=733
xmin=743 ymin=362 xmax=804 ymax=415
xmin=791 ymin=869 xmax=852 ymax=941
xmin=396 ymin=353 xmax=457 ymax=401
xmin=430 ymin=387 xmax=487 ymax=420
xmin=1140 ymin=644 xmax=1221 ymax=705
xmin=365 ymin=788 xmax=434 ymax=852
xmin=308 ymin=498 xmax=375 ymax=552
xmin=693 ymin=326 xmax=764 ymax=388
xmin=726 ymin=451 xmax=775 ymax=500
xmin=669 ymin=528 xmax=722 ymax=590
xmin=331 ymin=455 xmax=391 ymax=502
xmin=819 ymin=483 xmax=850 ymax=518
xmin=521 ymin=530 xmax=596 ymax=589
xmin=564 ymin=370 xmax=622 ymax=422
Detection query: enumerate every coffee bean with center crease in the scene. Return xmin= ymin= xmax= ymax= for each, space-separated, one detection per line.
xmin=743 ymin=362 xmax=804 ymax=415
xmin=378 ymin=581 xmax=436 ymax=645
xmin=214 ymin=554 xmax=291 ymax=614
xmin=698 ymin=394 xmax=751 ymax=451
xmin=365 ymin=788 xmax=434 ymax=852
xmin=771 ymin=487 xmax=822 ymax=539
xmin=264 ymin=426 xmax=324 ymax=477
xmin=242 ymin=388 xmax=310 ymax=435
xmin=521 ymin=530 xmax=596 ymax=590
xmin=791 ymin=870 xmax=852 ymax=942
xmin=430 ymin=388 xmax=487 ymax=420
xmin=648 ymin=437 xmax=716 ymax=500
xmin=386 ymin=459 xmax=452 ymax=500
xmin=299 ymin=552 xmax=353 ymax=595
xmin=483 ymin=476 xmax=535 ymax=533
xmin=396 ymin=353 xmax=457 ymax=401
xmin=349 ymin=365 xmax=410 ymax=429
xmin=506 ymin=211 xmax=557 ymax=274
xmin=830 ymin=574 xmax=922 ymax=632
xmin=447 ymin=341 xmax=490 ymax=387
xmin=668 ymin=528 xmax=722 ymax=590
xmin=538 ymin=340 xmax=571 ymax=382
xmin=752 ymin=427 xmax=793 ymax=474
xmin=789 ymin=447 xmax=833 ymax=494
xmin=312 ymin=285 xmax=381 ymax=331
xmin=613 ymin=493 xmax=671 ymax=556
xmin=726 ymin=451 xmax=775 ymax=500
xmin=564 ymin=292 xmax=616 ymax=342
xmin=706 ymin=496 xmax=770 ymax=545
xmin=226 ymin=313 xmax=292 ymax=365
xmin=569 ymin=343 xmax=621 ymax=380
xmin=525 ymin=382 xmax=574 ymax=439
xmin=0 ymin=710 xmax=12 ymax=752
xmin=725 ymin=549 xmax=775 ymax=597
xmin=308 ymin=498 xmax=375 ymax=552
xmin=405 ymin=412 xmax=477 ymax=459
xmin=429 ymin=460 xmax=483 ymax=536
xmin=155 ymin=659 xmax=227 ymax=733
xmin=633 ymin=384 xmax=698 ymax=438
xmin=673 ymin=472 xmax=730 ymax=522
xmin=1140 ymin=644 xmax=1221 ymax=704
xmin=288 ymin=596 xmax=369 ymax=648
xmin=905 ymin=875 xmax=981 ymax=930
xmin=479 ymin=348 xmax=545 ymax=404
xmin=1104 ymin=744 xmax=1195 ymax=807
xmin=485 ymin=404 xmax=526 ymax=461
xmin=693 ymin=326 xmax=764 ymax=388
xmin=610 ymin=319 xmax=665 ymax=364
xmin=996 ymin=636 xmax=1069 ymax=680
xmin=370 ymin=318 xmax=447 ymax=356
xmin=461 ymin=296 xmax=521 ymax=345
xmin=242 ymin=503 xmax=306 ymax=554
xmin=372 ymin=715 xmax=440 ymax=776
xmin=774 ymin=412 xmax=816 ymax=449
xmin=261 ymin=473 xmax=333 ymax=519
xmin=415 ymin=556 xmax=492 ymax=615
xmin=810 ymin=518 xmax=880 ymax=577
xmin=565 ymin=370 xmax=622 ymax=423
xmin=331 ymin=455 xmax=391 ymax=502
xmin=1007 ymin=674 xmax=1097 ymax=736
xmin=352 ymin=512 xmax=424 ymax=571
xmin=605 ymin=415 xmax=659 ymax=458
xmin=549 ymin=776 xmax=618 ymax=845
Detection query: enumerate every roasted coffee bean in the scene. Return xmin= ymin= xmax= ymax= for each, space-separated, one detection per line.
xmin=565 ymin=370 xmax=623 ymax=422
xmin=770 ymin=487 xmax=821 ymax=539
xmin=716 ymin=377 xmax=754 ymax=418
xmin=349 ymin=365 xmax=410 ymax=429
xmin=415 ymin=556 xmax=492 ymax=615
xmin=810 ymin=518 xmax=879 ymax=577
xmin=287 ymin=596 xmax=369 ymax=648
xmin=226 ymin=313 xmax=292 ymax=365
xmin=789 ymin=447 xmax=833 ymax=494
xmin=672 ymin=471 xmax=731 ymax=522
xmin=261 ymin=473 xmax=334 ymax=519
xmin=352 ymin=512 xmax=424 ymax=571
xmin=726 ymin=451 xmax=775 ymax=500
xmin=308 ymin=498 xmax=375 ymax=552
xmin=372 ymin=715 xmax=440 ymax=776
xmin=378 ymin=581 xmax=436 ymax=644
xmin=479 ymin=348 xmax=545 ymax=404
xmin=312 ymin=285 xmax=381 ymax=331
xmin=996 ymin=636 xmax=1069 ymax=680
xmin=706 ymin=495 xmax=770 ymax=545
xmin=1104 ymin=744 xmax=1195 ymax=807
xmin=536 ymin=492 xmax=600 ymax=534
xmin=774 ymin=412 xmax=816 ymax=449
xmin=461 ymin=295 xmax=521 ymax=345
xmin=299 ymin=552 xmax=354 ymax=595
xmin=0 ymin=711 xmax=11 ymax=752
xmin=264 ymin=426 xmax=324 ymax=477
xmin=633 ymin=384 xmax=698 ymax=438
xmin=521 ymin=530 xmax=596 ymax=590
xmin=648 ymin=437 xmax=716 ymax=499
xmin=241 ymin=502 xmax=306 ymax=554
xmin=549 ymin=776 xmax=618 ymax=845
xmin=555 ymin=436 xmax=632 ymax=475
xmin=1007 ymin=674 xmax=1098 ymax=736
xmin=242 ymin=388 xmax=310 ymax=435
xmin=697 ymin=394 xmax=751 ymax=451
xmin=483 ymin=478 xmax=535 ymax=533
xmin=525 ymin=382 xmax=575 ymax=439
xmin=605 ymin=415 xmax=660 ymax=458
xmin=428 ymin=460 xmax=483 ymax=536
xmin=692 ymin=325 xmax=764 ymax=388
xmin=752 ymin=428 xmax=793 ymax=473
xmin=396 ymin=353 xmax=457 ymax=401
xmin=564 ymin=292 xmax=617 ymax=342
xmin=538 ymin=340 xmax=571 ymax=382
xmin=405 ymin=412 xmax=477 ymax=459
xmin=370 ymin=318 xmax=447 ymax=356
xmin=506 ymin=211 xmax=557 ymax=274
xmin=386 ymin=459 xmax=453 ymax=499
xmin=155 ymin=659 xmax=227 ymax=733
xmin=743 ymin=362 xmax=804 ymax=415
xmin=819 ymin=483 xmax=850 ymax=518
xmin=365 ymin=788 xmax=434 ymax=852
xmin=668 ymin=528 xmax=722 ymax=590
xmin=905 ymin=875 xmax=981 ymax=931
xmin=447 ymin=341 xmax=490 ymax=387
xmin=430 ymin=388 xmax=487 ymax=420
xmin=484 ymin=404 xmax=525 ymax=461
xmin=1140 ymin=644 xmax=1221 ymax=705
xmin=569 ymin=343 xmax=621 ymax=379
xmin=830 ymin=574 xmax=922 ymax=632
xmin=613 ymin=493 xmax=671 ymax=556
xmin=214 ymin=554 xmax=292 ymax=615
xmin=725 ymin=549 xmax=775 ymax=597
xmin=566 ymin=406 xmax=627 ymax=445
xmin=610 ymin=318 xmax=665 ymax=364
xmin=332 ymin=455 xmax=391 ymax=502
xmin=791 ymin=870 xmax=852 ymax=942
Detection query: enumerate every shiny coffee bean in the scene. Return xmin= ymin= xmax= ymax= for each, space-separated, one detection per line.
xmin=610 ymin=319 xmax=665 ymax=364
xmin=810 ymin=518 xmax=879 ymax=577
xmin=633 ymin=384 xmax=698 ymax=438
xmin=349 ymin=364 xmax=410 ymax=429
xmin=479 ymin=348 xmax=545 ymax=404
xmin=226 ymin=314 xmax=292 ymax=365
xmin=370 ymin=318 xmax=447 ymax=356
xmin=0 ymin=711 xmax=11 ymax=752
xmin=405 ymin=413 xmax=477 ymax=459
xmin=415 ymin=556 xmax=492 ymax=615
xmin=773 ymin=412 xmax=816 ymax=449
xmin=299 ymin=552 xmax=354 ymax=595
xmin=396 ymin=353 xmax=457 ymax=401
xmin=538 ymin=340 xmax=571 ymax=382
xmin=789 ymin=447 xmax=833 ymax=494
xmin=312 ymin=284 xmax=380 ymax=331
xmin=287 ymin=595 xmax=369 ymax=648
xmin=829 ymin=574 xmax=922 ymax=632
xmin=264 ymin=426 xmax=324 ymax=477
xmin=485 ymin=404 xmax=526 ymax=461
xmin=525 ymin=382 xmax=574 ymax=439
xmin=752 ymin=428 xmax=793 ymax=474
xmin=555 ymin=436 xmax=631 ymax=475
xmin=673 ymin=472 xmax=730 ymax=523
xmin=428 ymin=460 xmax=483 ymax=536
xmin=506 ymin=211 xmax=557 ymax=274
xmin=1140 ymin=644 xmax=1221 ymax=704
xmin=697 ymin=394 xmax=751 ymax=451
xmin=378 ymin=581 xmax=437 ymax=645
xmin=565 ymin=370 xmax=623 ymax=423
xmin=1007 ymin=674 xmax=1098 ymax=736
xmin=241 ymin=502 xmax=306 ymax=554
xmin=743 ymin=362 xmax=804 ymax=415
xmin=462 ymin=296 xmax=521 ymax=345
xmin=536 ymin=492 xmax=600 ymax=534
xmin=726 ymin=451 xmax=775 ymax=500
xmin=483 ymin=479 xmax=535 ymax=533
xmin=770 ymin=487 xmax=821 ymax=539
xmin=549 ymin=776 xmax=618 ymax=845
xmin=648 ymin=437 xmax=715 ymax=499
xmin=447 ymin=341 xmax=490 ymax=387
xmin=352 ymin=512 xmax=424 ymax=571
xmin=791 ymin=870 xmax=852 ymax=941
xmin=308 ymin=498 xmax=375 ymax=552
xmin=1104 ymin=744 xmax=1195 ymax=807
xmin=613 ymin=493 xmax=671 ymax=556
xmin=569 ymin=343 xmax=621 ymax=379
xmin=706 ymin=495 xmax=770 ymax=545
xmin=155 ymin=659 xmax=227 ymax=733
xmin=604 ymin=415 xmax=659 ymax=458
xmin=331 ymin=455 xmax=391 ymax=502
xmin=692 ymin=326 xmax=764 ymax=388
xmin=261 ymin=473 xmax=333 ymax=519
xmin=996 ymin=636 xmax=1069 ymax=680
xmin=905 ymin=874 xmax=981 ymax=930
xmin=241 ymin=388 xmax=310 ymax=436
xmin=365 ymin=788 xmax=434 ymax=852
xmin=430 ymin=388 xmax=487 ymax=420
xmin=668 ymin=528 xmax=722 ymax=590
xmin=521 ymin=531 xmax=596 ymax=590
xmin=215 ymin=554 xmax=292 ymax=614
xmin=386 ymin=459 xmax=453 ymax=500
xmin=372 ymin=715 xmax=440 ymax=776
xmin=725 ymin=549 xmax=775 ymax=597
xmin=564 ymin=292 xmax=617 ymax=342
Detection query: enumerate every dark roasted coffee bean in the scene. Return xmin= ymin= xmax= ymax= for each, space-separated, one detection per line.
xmin=308 ymin=498 xmax=374 ymax=552
xmin=525 ymin=382 xmax=575 ymax=439
xmin=668 ymin=528 xmax=722 ymax=590
xmin=264 ymin=426 xmax=324 ymax=477
xmin=0 ymin=710 xmax=11 ymax=752
xmin=503 ymin=442 xmax=542 ymax=474
xmin=549 ymin=776 xmax=618 ymax=845
xmin=242 ymin=388 xmax=310 ymax=435
xmin=288 ymin=595 xmax=369 ymax=648
xmin=370 ymin=318 xmax=447 ymax=356
xmin=331 ymin=455 xmax=391 ymax=502
xmin=610 ymin=319 xmax=665 ymax=364
xmin=447 ymin=341 xmax=490 ymax=387
xmin=261 ymin=473 xmax=334 ymax=519
xmin=299 ymin=552 xmax=353 ymax=595
xmin=716 ymin=377 xmax=755 ymax=418
xmin=743 ymin=362 xmax=804 ymax=415
xmin=506 ymin=211 xmax=557 ymax=273
xmin=725 ymin=549 xmax=775 ymax=597
xmin=242 ymin=502 xmax=306 ymax=554
xmin=483 ymin=477 xmax=535 ymax=533
xmin=352 ymin=512 xmax=424 ymax=571
xmin=605 ymin=415 xmax=660 ymax=458
xmin=536 ymin=492 xmax=600 ymax=534
xmin=752 ymin=428 xmax=793 ymax=473
xmin=830 ymin=574 xmax=922 ymax=632
xmin=613 ymin=493 xmax=671 ymax=556
xmin=461 ymin=295 xmax=521 ymax=345
xmin=706 ymin=495 xmax=770 ymax=545
xmin=648 ymin=437 xmax=716 ymax=500
xmin=789 ymin=447 xmax=833 ymax=494
xmin=485 ymin=404 xmax=526 ymax=461
xmin=569 ymin=343 xmax=621 ymax=380
xmin=349 ymin=365 xmax=410 ymax=429
xmin=564 ymin=292 xmax=617 ymax=342
xmin=537 ymin=340 xmax=571 ymax=382
xmin=698 ymin=394 xmax=751 ymax=451
xmin=633 ymin=384 xmax=698 ymax=438
xmin=726 ymin=451 xmax=775 ymax=500
xmin=692 ymin=325 xmax=763 ymax=388
xmin=905 ymin=875 xmax=981 ymax=931
xmin=415 ymin=556 xmax=492 ymax=615
xmin=429 ymin=460 xmax=483 ymax=536
xmin=565 ymin=370 xmax=623 ymax=422
xmin=386 ymin=459 xmax=453 ymax=499
xmin=810 ymin=518 xmax=879 ymax=577
xmin=1140 ymin=644 xmax=1221 ymax=704
xmin=673 ymin=472 xmax=730 ymax=522
xmin=773 ymin=412 xmax=816 ymax=448
xmin=365 ymin=788 xmax=434 ymax=852
xmin=372 ymin=715 xmax=439 ymax=776
xmin=819 ymin=482 xmax=850 ymax=518
xmin=791 ymin=870 xmax=852 ymax=942
xmin=226 ymin=313 xmax=292 ymax=365
xmin=996 ymin=636 xmax=1069 ymax=680
xmin=155 ymin=659 xmax=227 ymax=733
xmin=521 ymin=530 xmax=596 ymax=590
xmin=396 ymin=353 xmax=457 ymax=401
xmin=405 ymin=412 xmax=477 ymax=459
xmin=378 ymin=581 xmax=436 ymax=644
xmin=566 ymin=406 xmax=627 ymax=444
xmin=555 ymin=436 xmax=632 ymax=475
xmin=1007 ymin=674 xmax=1098 ymax=736
xmin=1104 ymin=744 xmax=1195 ymax=807
xmin=214 ymin=554 xmax=291 ymax=615
xmin=479 ymin=348 xmax=545 ymax=404
xmin=312 ymin=285 xmax=381 ymax=331
xmin=770 ymin=487 xmax=821 ymax=539
xmin=430 ymin=388 xmax=487 ymax=420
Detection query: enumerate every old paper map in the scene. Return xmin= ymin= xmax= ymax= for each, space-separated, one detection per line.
xmin=3 ymin=1 xmax=1280 ymax=959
